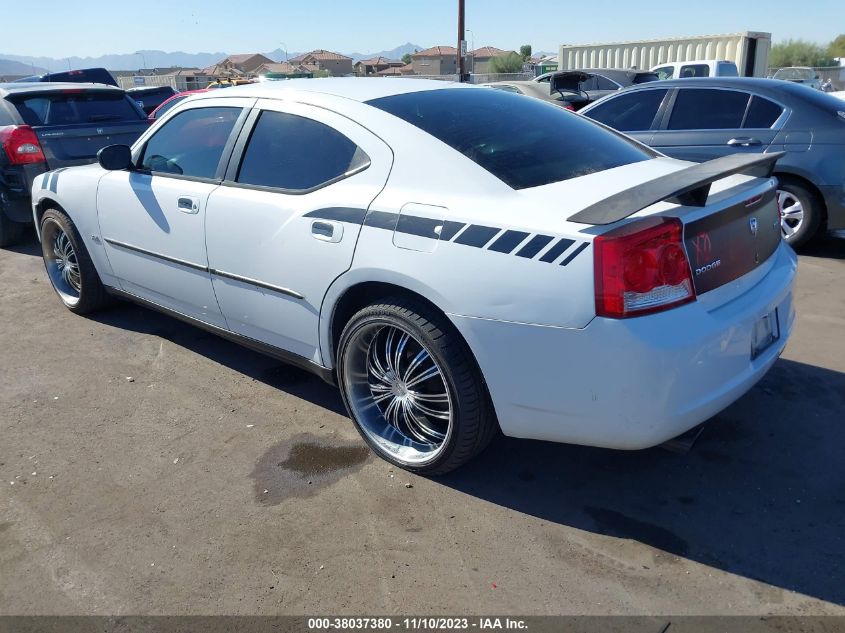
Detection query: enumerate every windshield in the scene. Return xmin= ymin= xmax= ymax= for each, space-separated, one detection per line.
xmin=367 ymin=88 xmax=655 ymax=190
xmin=9 ymin=91 xmax=143 ymax=125
xmin=774 ymin=67 xmax=815 ymax=81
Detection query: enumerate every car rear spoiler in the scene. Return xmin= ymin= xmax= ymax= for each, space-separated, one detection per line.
xmin=568 ymin=152 xmax=784 ymax=225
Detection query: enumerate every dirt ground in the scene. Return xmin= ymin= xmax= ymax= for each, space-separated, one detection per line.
xmin=1 ymin=232 xmax=844 ymax=616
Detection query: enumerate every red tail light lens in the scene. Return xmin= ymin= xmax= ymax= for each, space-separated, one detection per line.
xmin=0 ymin=125 xmax=46 ymax=165
xmin=594 ymin=217 xmax=696 ymax=318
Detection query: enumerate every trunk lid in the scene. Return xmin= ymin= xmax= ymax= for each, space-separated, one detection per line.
xmin=683 ymin=184 xmax=781 ymax=296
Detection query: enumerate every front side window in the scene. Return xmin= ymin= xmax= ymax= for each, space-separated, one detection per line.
xmin=668 ymin=89 xmax=749 ymax=130
xmin=368 ymin=88 xmax=656 ymax=190
xmin=236 ymin=110 xmax=369 ymax=191
xmin=140 ymin=106 xmax=241 ymax=179
xmin=585 ymin=89 xmax=668 ymax=132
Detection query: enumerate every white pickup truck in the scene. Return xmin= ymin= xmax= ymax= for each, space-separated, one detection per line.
xmin=651 ymin=60 xmax=740 ymax=79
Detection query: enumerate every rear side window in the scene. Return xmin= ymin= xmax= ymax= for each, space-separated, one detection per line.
xmin=236 ymin=110 xmax=369 ymax=191
xmin=744 ymin=96 xmax=784 ymax=128
xmin=9 ymin=91 xmax=143 ymax=126
xmin=595 ymin=75 xmax=619 ymax=90
xmin=140 ymin=106 xmax=241 ymax=179
xmin=718 ymin=63 xmax=739 ymax=77
xmin=368 ymin=88 xmax=655 ymax=190
xmin=679 ymin=64 xmax=710 ymax=78
xmin=585 ymin=89 xmax=668 ymax=132
xmin=668 ymin=89 xmax=750 ymax=129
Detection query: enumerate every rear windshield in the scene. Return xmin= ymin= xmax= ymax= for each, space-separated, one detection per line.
xmin=367 ymin=88 xmax=655 ymax=190
xmin=8 ymin=91 xmax=143 ymax=126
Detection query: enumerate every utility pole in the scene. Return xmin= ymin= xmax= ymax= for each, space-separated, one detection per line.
xmin=457 ymin=0 xmax=469 ymax=82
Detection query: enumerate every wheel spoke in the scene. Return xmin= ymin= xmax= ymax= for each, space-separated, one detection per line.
xmin=404 ymin=401 xmax=446 ymax=442
xmin=405 ymin=364 xmax=440 ymax=390
xmin=409 ymin=390 xmax=448 ymax=403
xmin=402 ymin=348 xmax=430 ymax=384
xmin=409 ymin=398 xmax=451 ymax=421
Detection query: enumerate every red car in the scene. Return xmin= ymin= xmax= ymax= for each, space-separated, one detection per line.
xmin=148 ymin=88 xmax=212 ymax=120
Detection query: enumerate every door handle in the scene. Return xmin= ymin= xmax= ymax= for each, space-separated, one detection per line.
xmin=727 ymin=137 xmax=762 ymax=147
xmin=311 ymin=220 xmax=343 ymax=243
xmin=177 ymin=196 xmax=199 ymax=214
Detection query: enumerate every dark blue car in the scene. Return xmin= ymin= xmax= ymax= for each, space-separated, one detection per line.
xmin=582 ymin=77 xmax=845 ymax=247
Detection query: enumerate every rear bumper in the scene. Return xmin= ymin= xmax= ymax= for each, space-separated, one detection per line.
xmin=0 ymin=163 xmax=47 ymax=223
xmin=450 ymin=242 xmax=797 ymax=449
xmin=819 ymin=184 xmax=845 ymax=230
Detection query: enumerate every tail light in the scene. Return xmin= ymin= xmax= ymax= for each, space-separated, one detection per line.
xmin=594 ymin=217 xmax=696 ymax=318
xmin=0 ymin=125 xmax=46 ymax=165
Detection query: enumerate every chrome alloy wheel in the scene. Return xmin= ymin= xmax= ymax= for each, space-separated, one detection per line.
xmin=777 ymin=189 xmax=805 ymax=239
xmin=42 ymin=221 xmax=81 ymax=306
xmin=342 ymin=323 xmax=453 ymax=465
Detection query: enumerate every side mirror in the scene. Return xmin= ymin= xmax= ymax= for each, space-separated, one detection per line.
xmin=97 ymin=144 xmax=132 ymax=171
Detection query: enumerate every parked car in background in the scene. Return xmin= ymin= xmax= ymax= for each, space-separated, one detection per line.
xmin=30 ymin=79 xmax=795 ymax=473
xmin=0 ymin=82 xmax=149 ymax=246
xmin=126 ymin=85 xmax=178 ymax=116
xmin=651 ymin=60 xmax=739 ymax=80
xmin=581 ymin=77 xmax=845 ymax=247
xmin=148 ymin=88 xmax=211 ymax=120
xmin=12 ymin=68 xmax=118 ymax=87
xmin=535 ymin=69 xmax=659 ymax=110
xmin=772 ymin=67 xmax=821 ymax=90
xmin=482 ymin=81 xmax=577 ymax=109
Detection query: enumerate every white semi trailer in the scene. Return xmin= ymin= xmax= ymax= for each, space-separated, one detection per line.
xmin=559 ymin=32 xmax=772 ymax=77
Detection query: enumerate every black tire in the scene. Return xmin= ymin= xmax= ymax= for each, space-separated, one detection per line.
xmin=337 ymin=297 xmax=496 ymax=474
xmin=776 ymin=178 xmax=824 ymax=249
xmin=0 ymin=210 xmax=26 ymax=248
xmin=40 ymin=208 xmax=109 ymax=314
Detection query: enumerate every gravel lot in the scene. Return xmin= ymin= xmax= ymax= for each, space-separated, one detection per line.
xmin=1 ymin=232 xmax=843 ymax=616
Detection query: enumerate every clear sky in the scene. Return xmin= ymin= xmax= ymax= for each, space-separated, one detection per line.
xmin=2 ymin=0 xmax=841 ymax=58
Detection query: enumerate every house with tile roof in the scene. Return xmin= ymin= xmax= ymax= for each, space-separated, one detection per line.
xmin=288 ymin=49 xmax=354 ymax=76
xmin=411 ymin=46 xmax=458 ymax=76
xmin=468 ymin=46 xmax=515 ymax=74
xmin=354 ymin=56 xmax=405 ymax=77
xmin=376 ymin=64 xmax=415 ymax=77
xmin=203 ymin=53 xmax=275 ymax=78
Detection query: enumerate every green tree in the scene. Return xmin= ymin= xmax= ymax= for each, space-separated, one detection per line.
xmin=490 ymin=52 xmax=525 ymax=73
xmin=828 ymin=34 xmax=845 ymax=58
xmin=770 ymin=39 xmax=836 ymax=68
xmin=401 ymin=52 xmax=413 ymax=65
xmin=520 ymin=44 xmax=533 ymax=61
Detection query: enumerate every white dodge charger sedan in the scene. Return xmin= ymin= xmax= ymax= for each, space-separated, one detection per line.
xmin=30 ymin=79 xmax=796 ymax=473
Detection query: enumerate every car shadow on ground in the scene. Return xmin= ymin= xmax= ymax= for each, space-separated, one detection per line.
xmin=93 ymin=300 xmax=845 ymax=606
xmin=6 ymin=234 xmax=41 ymax=257
xmin=90 ymin=301 xmax=347 ymax=416
xmin=802 ymin=231 xmax=845 ymax=260
xmin=439 ymin=358 xmax=845 ymax=607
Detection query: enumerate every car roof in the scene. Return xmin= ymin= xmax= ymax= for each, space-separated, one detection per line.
xmin=189 ymin=77 xmax=474 ymax=104
xmin=0 ymin=82 xmax=123 ymax=97
xmin=615 ymin=76 xmax=803 ymax=92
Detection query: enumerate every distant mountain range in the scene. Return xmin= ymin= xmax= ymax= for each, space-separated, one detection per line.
xmin=0 ymin=43 xmax=426 ymax=74
xmin=0 ymin=58 xmax=47 ymax=76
